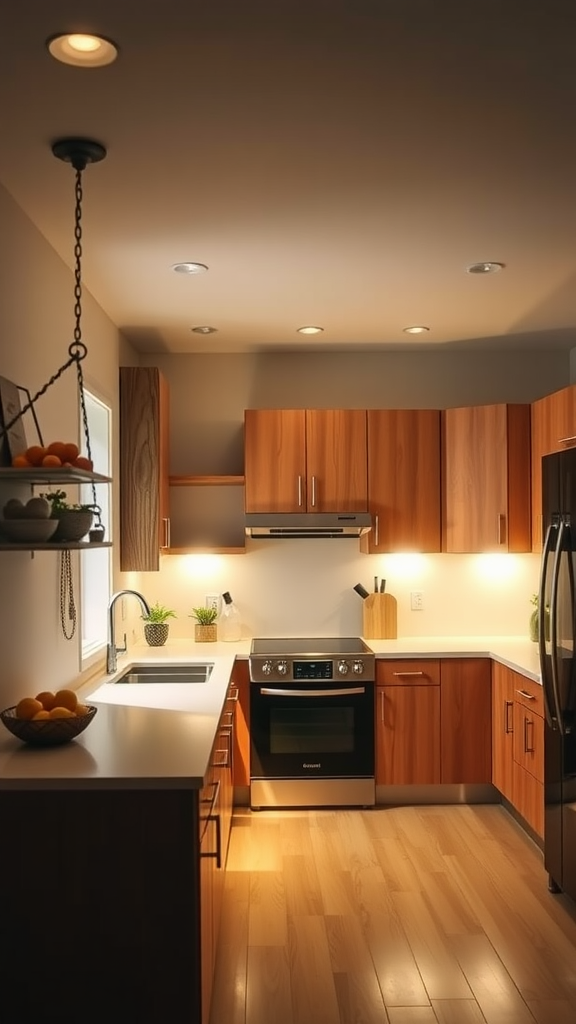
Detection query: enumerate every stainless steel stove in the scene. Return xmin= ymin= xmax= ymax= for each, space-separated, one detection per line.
xmin=248 ymin=637 xmax=375 ymax=809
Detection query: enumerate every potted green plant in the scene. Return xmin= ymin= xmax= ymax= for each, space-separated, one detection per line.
xmin=40 ymin=490 xmax=102 ymax=543
xmin=141 ymin=602 xmax=177 ymax=646
xmin=529 ymin=593 xmax=550 ymax=644
xmin=189 ymin=605 xmax=218 ymax=643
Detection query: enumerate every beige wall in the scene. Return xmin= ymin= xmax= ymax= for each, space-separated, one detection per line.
xmin=0 ymin=184 xmax=137 ymax=706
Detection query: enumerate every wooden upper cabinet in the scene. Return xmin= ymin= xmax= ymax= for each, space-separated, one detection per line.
xmin=531 ymin=385 xmax=576 ymax=552
xmin=119 ymin=366 xmax=170 ymax=571
xmin=244 ymin=409 xmax=367 ymax=513
xmin=360 ymin=409 xmax=441 ymax=553
xmin=442 ymin=403 xmax=531 ymax=553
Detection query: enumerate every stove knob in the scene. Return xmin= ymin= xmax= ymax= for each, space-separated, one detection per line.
xmin=276 ymin=660 xmax=288 ymax=676
xmin=338 ymin=660 xmax=350 ymax=675
xmin=261 ymin=660 xmax=273 ymax=676
xmin=352 ymin=660 xmax=364 ymax=675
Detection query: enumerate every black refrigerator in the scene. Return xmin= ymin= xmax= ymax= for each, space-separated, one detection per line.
xmin=539 ymin=448 xmax=576 ymax=899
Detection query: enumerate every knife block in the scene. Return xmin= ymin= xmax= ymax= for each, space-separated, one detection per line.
xmin=362 ymin=593 xmax=397 ymax=639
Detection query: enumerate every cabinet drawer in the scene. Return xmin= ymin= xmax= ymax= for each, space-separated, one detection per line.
xmin=376 ymin=659 xmax=440 ymax=686
xmin=513 ymin=676 xmax=544 ymax=717
xmin=513 ymin=702 xmax=544 ymax=782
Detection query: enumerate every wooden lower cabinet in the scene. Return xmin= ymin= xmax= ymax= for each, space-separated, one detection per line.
xmin=232 ymin=658 xmax=250 ymax=792
xmin=491 ymin=663 xmax=545 ymax=839
xmin=440 ymin=659 xmax=492 ymax=783
xmin=376 ymin=660 xmax=441 ymax=785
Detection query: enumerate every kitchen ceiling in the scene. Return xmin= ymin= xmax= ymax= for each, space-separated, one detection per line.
xmin=1 ymin=0 xmax=576 ymax=356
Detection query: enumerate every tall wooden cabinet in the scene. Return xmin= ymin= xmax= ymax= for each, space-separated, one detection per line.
xmin=442 ymin=402 xmax=531 ymax=552
xmin=244 ymin=408 xmax=368 ymax=513
xmin=119 ymin=366 xmax=170 ymax=571
xmin=360 ymin=409 xmax=441 ymax=553
xmin=531 ymin=384 xmax=576 ymax=551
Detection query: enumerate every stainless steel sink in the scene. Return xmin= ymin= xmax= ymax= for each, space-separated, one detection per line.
xmin=113 ymin=663 xmax=214 ymax=685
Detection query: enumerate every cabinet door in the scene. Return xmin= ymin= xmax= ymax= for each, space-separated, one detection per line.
xmin=119 ymin=366 xmax=170 ymax=571
xmin=305 ymin=409 xmax=368 ymax=511
xmin=491 ymin=662 xmax=515 ymax=802
xmin=440 ymin=659 xmax=492 ymax=783
xmin=531 ymin=385 xmax=576 ymax=551
xmin=232 ymin=659 xmax=250 ymax=791
xmin=361 ymin=409 xmax=441 ymax=553
xmin=376 ymin=685 xmax=441 ymax=784
xmin=513 ymin=701 xmax=544 ymax=782
xmin=512 ymin=761 xmax=544 ymax=838
xmin=442 ymin=403 xmax=531 ymax=552
xmin=244 ymin=409 xmax=306 ymax=512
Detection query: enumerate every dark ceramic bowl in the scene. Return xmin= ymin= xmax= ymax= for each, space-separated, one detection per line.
xmin=0 ymin=705 xmax=97 ymax=746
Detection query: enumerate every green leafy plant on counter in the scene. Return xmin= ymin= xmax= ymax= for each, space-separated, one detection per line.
xmin=189 ymin=606 xmax=218 ymax=625
xmin=141 ymin=601 xmax=177 ymax=624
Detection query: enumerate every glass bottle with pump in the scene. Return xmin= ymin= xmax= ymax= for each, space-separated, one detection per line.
xmin=220 ymin=591 xmax=241 ymax=641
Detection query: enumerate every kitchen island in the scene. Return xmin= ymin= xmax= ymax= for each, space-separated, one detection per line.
xmin=0 ymin=652 xmax=238 ymax=1024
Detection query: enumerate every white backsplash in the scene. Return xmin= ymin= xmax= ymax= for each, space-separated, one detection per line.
xmin=135 ymin=543 xmax=541 ymax=640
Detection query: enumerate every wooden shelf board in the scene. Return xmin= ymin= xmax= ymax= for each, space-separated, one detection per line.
xmin=0 ymin=541 xmax=113 ymax=551
xmin=0 ymin=468 xmax=111 ymax=485
xmin=169 ymin=475 xmax=245 ymax=487
xmin=166 ymin=546 xmax=245 ymax=555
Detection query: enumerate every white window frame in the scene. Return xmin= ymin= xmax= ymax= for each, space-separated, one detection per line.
xmin=80 ymin=389 xmax=112 ymax=668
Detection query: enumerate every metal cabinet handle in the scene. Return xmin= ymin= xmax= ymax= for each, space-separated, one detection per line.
xmin=200 ymin=779 xmax=220 ymax=845
xmin=524 ymin=715 xmax=535 ymax=753
xmin=161 ymin=517 xmax=170 ymax=548
xmin=200 ymin=780 xmax=222 ymax=868
xmin=559 ymin=435 xmax=576 ymax=446
xmin=504 ymin=699 xmax=513 ymax=734
xmin=227 ymin=686 xmax=239 ymax=702
xmin=311 ymin=475 xmax=317 ymax=507
xmin=375 ymin=514 xmax=379 ymax=547
xmin=221 ymin=709 xmax=234 ymax=727
xmin=212 ymin=746 xmax=230 ymax=768
xmin=298 ymin=475 xmax=303 ymax=507
xmin=516 ymin=689 xmax=535 ymax=700
xmin=392 ymin=671 xmax=424 ymax=677
xmin=497 ymin=513 xmax=506 ymax=545
xmin=380 ymin=689 xmax=385 ymax=722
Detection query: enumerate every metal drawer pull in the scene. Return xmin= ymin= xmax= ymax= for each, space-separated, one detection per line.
xmin=375 ymin=514 xmax=379 ymax=546
xmin=261 ymin=686 xmax=365 ymax=697
xmin=516 ymin=689 xmax=535 ymax=700
xmin=505 ymin=699 xmax=513 ymax=733
xmin=392 ymin=671 xmax=425 ymax=677
xmin=524 ymin=716 xmax=535 ymax=753
xmin=212 ymin=747 xmax=230 ymax=768
xmin=200 ymin=779 xmax=220 ymax=843
xmin=560 ymin=435 xmax=576 ymax=446
xmin=298 ymin=475 xmax=303 ymax=507
xmin=221 ymin=709 xmax=234 ymax=726
xmin=497 ymin=513 xmax=506 ymax=545
xmin=227 ymin=686 xmax=239 ymax=702
xmin=311 ymin=475 xmax=317 ymax=507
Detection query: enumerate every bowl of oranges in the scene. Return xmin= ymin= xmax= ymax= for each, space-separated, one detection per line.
xmin=0 ymin=689 xmax=97 ymax=746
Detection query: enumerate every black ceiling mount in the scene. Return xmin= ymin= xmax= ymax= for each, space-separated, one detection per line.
xmin=51 ymin=137 xmax=107 ymax=171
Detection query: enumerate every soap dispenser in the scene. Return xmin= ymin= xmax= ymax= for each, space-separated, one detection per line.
xmin=220 ymin=591 xmax=242 ymax=641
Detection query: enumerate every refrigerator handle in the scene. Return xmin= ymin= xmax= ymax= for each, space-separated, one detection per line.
xmin=548 ymin=518 xmax=567 ymax=734
xmin=539 ymin=521 xmax=561 ymax=729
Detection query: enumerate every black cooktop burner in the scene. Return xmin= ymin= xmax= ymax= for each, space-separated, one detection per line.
xmin=250 ymin=637 xmax=373 ymax=656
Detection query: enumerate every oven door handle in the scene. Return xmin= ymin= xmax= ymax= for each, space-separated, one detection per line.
xmin=260 ymin=686 xmax=367 ymax=697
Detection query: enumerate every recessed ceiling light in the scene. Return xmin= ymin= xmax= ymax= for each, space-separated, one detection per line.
xmin=297 ymin=326 xmax=324 ymax=335
xmin=466 ymin=261 xmax=505 ymax=275
xmin=47 ymin=33 xmax=119 ymax=68
xmin=403 ymin=325 xmax=430 ymax=335
xmin=191 ymin=325 xmax=217 ymax=334
xmin=171 ymin=262 xmax=208 ymax=275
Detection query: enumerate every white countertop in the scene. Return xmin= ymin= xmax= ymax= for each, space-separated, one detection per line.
xmin=0 ymin=635 xmax=541 ymax=791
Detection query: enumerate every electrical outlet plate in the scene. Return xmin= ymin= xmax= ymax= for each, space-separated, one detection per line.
xmin=205 ymin=594 xmax=220 ymax=614
xmin=410 ymin=591 xmax=424 ymax=611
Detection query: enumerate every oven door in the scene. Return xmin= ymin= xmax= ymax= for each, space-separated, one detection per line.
xmin=250 ymin=679 xmax=374 ymax=780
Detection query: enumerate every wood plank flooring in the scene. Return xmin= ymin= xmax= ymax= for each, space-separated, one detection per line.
xmin=209 ymin=804 xmax=576 ymax=1024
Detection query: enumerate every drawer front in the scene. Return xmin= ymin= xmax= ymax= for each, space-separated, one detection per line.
xmin=513 ymin=702 xmax=544 ymax=782
xmin=513 ymin=675 xmax=544 ymax=717
xmin=376 ymin=659 xmax=440 ymax=686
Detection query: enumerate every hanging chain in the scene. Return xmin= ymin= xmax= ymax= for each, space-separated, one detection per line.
xmin=59 ymin=550 xmax=77 ymax=640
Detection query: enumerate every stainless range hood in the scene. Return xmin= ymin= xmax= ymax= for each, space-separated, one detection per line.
xmin=245 ymin=512 xmax=372 ymax=538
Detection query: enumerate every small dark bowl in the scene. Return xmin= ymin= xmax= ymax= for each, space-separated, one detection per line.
xmin=0 ymin=705 xmax=98 ymax=746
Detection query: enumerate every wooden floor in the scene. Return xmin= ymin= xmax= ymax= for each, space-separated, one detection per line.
xmin=209 ymin=804 xmax=576 ymax=1024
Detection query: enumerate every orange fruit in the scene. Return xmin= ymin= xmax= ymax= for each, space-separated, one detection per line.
xmin=75 ymin=704 xmax=91 ymax=717
xmin=35 ymin=690 xmax=56 ymax=710
xmin=47 ymin=441 xmax=67 ymax=461
xmin=15 ymin=697 xmax=44 ymax=720
xmin=11 ymin=454 xmax=31 ymax=467
xmin=24 ymin=445 xmax=47 ymax=466
xmin=62 ymin=442 xmax=80 ymax=463
xmin=73 ymin=455 xmax=94 ymax=471
xmin=54 ymin=688 xmax=78 ymax=712
xmin=41 ymin=453 xmax=62 ymax=467
xmin=32 ymin=710 xmax=50 ymax=721
xmin=49 ymin=706 xmax=75 ymax=719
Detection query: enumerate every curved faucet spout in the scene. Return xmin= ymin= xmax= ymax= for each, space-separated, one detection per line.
xmin=107 ymin=589 xmax=151 ymax=674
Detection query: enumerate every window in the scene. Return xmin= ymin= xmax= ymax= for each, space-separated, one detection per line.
xmin=80 ymin=390 xmax=112 ymax=664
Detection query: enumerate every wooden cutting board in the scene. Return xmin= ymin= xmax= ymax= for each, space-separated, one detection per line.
xmin=362 ymin=593 xmax=397 ymax=639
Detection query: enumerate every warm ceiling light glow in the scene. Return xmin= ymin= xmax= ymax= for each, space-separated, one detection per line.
xmin=466 ymin=261 xmax=505 ymax=275
xmin=47 ymin=33 xmax=119 ymax=68
xmin=171 ymin=262 xmax=208 ymax=275
xmin=297 ymin=326 xmax=324 ymax=335
xmin=191 ymin=325 xmax=217 ymax=334
xmin=403 ymin=325 xmax=430 ymax=334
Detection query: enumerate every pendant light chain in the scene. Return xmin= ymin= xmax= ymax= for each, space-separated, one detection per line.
xmin=72 ymin=165 xmax=99 ymax=513
xmin=59 ymin=550 xmax=77 ymax=640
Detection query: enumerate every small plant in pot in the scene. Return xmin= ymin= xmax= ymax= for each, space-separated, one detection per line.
xmin=189 ymin=606 xmax=218 ymax=643
xmin=40 ymin=490 xmax=102 ymax=543
xmin=141 ymin=602 xmax=177 ymax=647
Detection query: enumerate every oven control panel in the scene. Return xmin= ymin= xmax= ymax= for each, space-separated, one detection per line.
xmin=250 ymin=656 xmax=374 ymax=683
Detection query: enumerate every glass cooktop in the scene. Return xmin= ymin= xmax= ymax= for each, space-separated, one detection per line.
xmin=250 ymin=637 xmax=373 ymax=656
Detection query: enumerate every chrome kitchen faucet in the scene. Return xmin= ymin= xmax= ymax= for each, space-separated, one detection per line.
xmin=107 ymin=589 xmax=151 ymax=674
